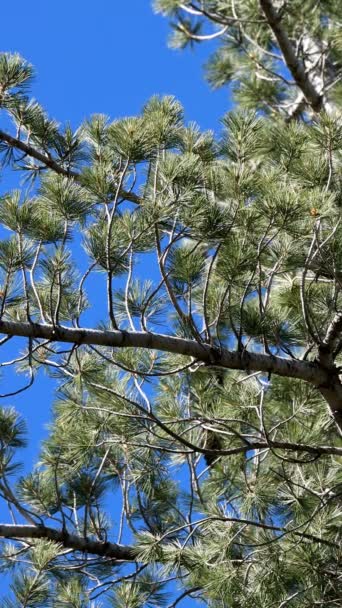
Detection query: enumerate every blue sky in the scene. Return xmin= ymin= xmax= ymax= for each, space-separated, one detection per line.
xmin=2 ymin=0 xmax=231 ymax=130
xmin=0 ymin=1 xmax=233 ymax=603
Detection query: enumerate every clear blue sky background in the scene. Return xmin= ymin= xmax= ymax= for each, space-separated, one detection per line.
xmin=2 ymin=1 xmax=231 ymax=129
xmin=0 ymin=1 xmax=233 ymax=603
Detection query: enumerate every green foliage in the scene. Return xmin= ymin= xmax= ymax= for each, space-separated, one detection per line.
xmin=110 ymin=573 xmax=168 ymax=608
xmin=142 ymin=95 xmax=184 ymax=150
xmin=114 ymin=279 xmax=168 ymax=327
xmin=38 ymin=175 xmax=95 ymax=222
xmin=108 ymin=117 xmax=153 ymax=163
xmin=85 ymin=216 xmax=129 ymax=273
xmin=0 ymin=407 xmax=27 ymax=449
xmin=10 ymin=100 xmax=61 ymax=151
xmin=0 ymin=53 xmax=33 ymax=103
xmin=167 ymin=242 xmax=206 ymax=292
xmin=54 ymin=579 xmax=89 ymax=608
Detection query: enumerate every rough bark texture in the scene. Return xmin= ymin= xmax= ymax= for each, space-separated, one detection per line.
xmin=1 ymin=319 xmax=342 ymax=430
xmin=0 ymin=520 xmax=336 ymax=559
xmin=259 ymin=0 xmax=323 ymax=111
xmin=0 ymin=319 xmax=328 ymax=383
xmin=0 ymin=524 xmax=136 ymax=561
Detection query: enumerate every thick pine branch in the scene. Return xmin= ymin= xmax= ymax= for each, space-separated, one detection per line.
xmin=0 ymin=518 xmax=336 ymax=561
xmin=2 ymin=318 xmax=342 ymax=429
xmin=259 ymin=0 xmax=323 ymax=111
xmin=0 ymin=319 xmax=327 ymax=383
xmin=0 ymin=524 xmax=135 ymax=561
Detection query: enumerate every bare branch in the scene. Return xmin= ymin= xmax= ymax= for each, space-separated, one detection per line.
xmin=259 ymin=0 xmax=323 ymax=111
xmin=0 ymin=524 xmax=136 ymax=561
xmin=0 ymin=319 xmax=327 ymax=385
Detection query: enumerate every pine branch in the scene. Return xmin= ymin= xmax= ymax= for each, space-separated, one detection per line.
xmin=0 ymin=319 xmax=326 ymax=383
xmin=259 ymin=0 xmax=323 ymax=111
xmin=0 ymin=128 xmax=79 ymax=178
xmin=0 ymin=524 xmax=135 ymax=561
xmin=0 ymin=129 xmax=141 ymax=205
xmin=0 ymin=515 xmax=336 ymax=565
xmin=1 ymin=318 xmax=342 ymax=431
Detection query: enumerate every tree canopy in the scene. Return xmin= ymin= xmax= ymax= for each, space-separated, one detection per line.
xmin=0 ymin=1 xmax=341 ymax=606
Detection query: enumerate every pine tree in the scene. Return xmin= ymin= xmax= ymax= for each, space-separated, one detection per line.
xmin=0 ymin=1 xmax=340 ymax=604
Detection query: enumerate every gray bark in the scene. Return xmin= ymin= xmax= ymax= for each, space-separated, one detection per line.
xmin=1 ymin=319 xmax=342 ymax=430
xmin=259 ymin=0 xmax=323 ymax=111
xmin=0 ymin=524 xmax=135 ymax=561
xmin=0 ymin=319 xmax=327 ymax=383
